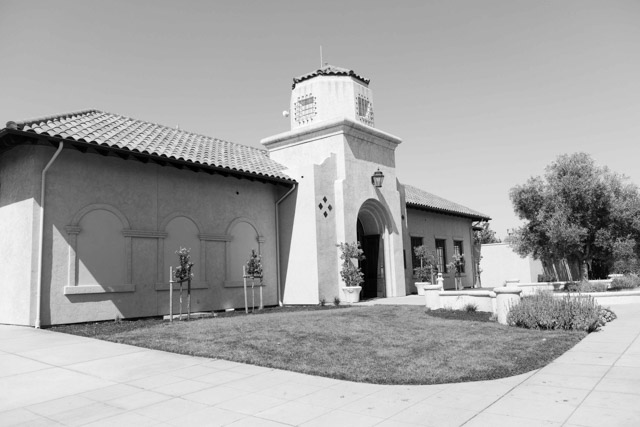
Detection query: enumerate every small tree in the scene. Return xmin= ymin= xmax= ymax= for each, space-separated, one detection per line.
xmin=413 ymin=245 xmax=437 ymax=283
xmin=245 ymin=249 xmax=263 ymax=313
xmin=474 ymin=222 xmax=501 ymax=244
xmin=447 ymin=253 xmax=465 ymax=290
xmin=245 ymin=249 xmax=263 ymax=279
xmin=173 ymin=247 xmax=194 ymax=320
xmin=337 ymin=242 xmax=365 ymax=287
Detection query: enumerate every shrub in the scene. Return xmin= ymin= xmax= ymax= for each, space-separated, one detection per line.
xmin=599 ymin=307 xmax=617 ymax=324
xmin=463 ymin=302 xmax=478 ymax=312
xmin=507 ymin=291 xmax=605 ymax=332
xmin=537 ymin=272 xmax=557 ymax=283
xmin=610 ymin=274 xmax=640 ymax=291
xmin=336 ymin=242 xmax=365 ymax=287
xmin=564 ymin=282 xmax=580 ymax=292
xmin=333 ymin=296 xmax=341 ymax=306
xmin=413 ymin=245 xmax=437 ymax=283
xmin=579 ymin=281 xmax=609 ymax=293
xmin=319 ymin=297 xmax=326 ymax=307
xmin=564 ymin=281 xmax=609 ymax=293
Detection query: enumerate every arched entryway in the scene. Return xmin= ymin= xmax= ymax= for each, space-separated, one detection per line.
xmin=357 ymin=199 xmax=391 ymax=300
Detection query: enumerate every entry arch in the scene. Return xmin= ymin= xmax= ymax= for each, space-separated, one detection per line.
xmin=356 ymin=199 xmax=393 ymax=300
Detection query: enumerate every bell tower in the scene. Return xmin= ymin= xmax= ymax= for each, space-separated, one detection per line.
xmin=289 ymin=65 xmax=375 ymax=129
xmin=262 ymin=65 xmax=405 ymax=306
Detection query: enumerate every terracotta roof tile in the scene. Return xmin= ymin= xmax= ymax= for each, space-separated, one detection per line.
xmin=404 ymin=184 xmax=490 ymax=220
xmin=292 ymin=64 xmax=370 ymax=89
xmin=7 ymin=110 xmax=293 ymax=182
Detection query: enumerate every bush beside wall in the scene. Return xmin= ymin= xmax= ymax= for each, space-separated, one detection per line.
xmin=610 ymin=274 xmax=640 ymax=291
xmin=507 ymin=291 xmax=613 ymax=332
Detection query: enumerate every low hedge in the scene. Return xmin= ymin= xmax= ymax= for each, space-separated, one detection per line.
xmin=610 ymin=274 xmax=640 ymax=291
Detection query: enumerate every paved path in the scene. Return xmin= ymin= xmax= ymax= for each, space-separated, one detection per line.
xmin=1 ymin=304 xmax=638 ymax=426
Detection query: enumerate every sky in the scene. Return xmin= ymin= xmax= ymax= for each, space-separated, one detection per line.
xmin=1 ymin=0 xmax=639 ymax=239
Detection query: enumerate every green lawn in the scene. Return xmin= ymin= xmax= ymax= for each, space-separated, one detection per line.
xmin=52 ymin=305 xmax=585 ymax=385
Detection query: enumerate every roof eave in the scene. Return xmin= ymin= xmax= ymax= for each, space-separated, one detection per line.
xmin=406 ymin=202 xmax=491 ymax=221
xmin=0 ymin=128 xmax=296 ymax=186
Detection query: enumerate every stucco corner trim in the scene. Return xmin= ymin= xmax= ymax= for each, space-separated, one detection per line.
xmin=154 ymin=282 xmax=209 ymax=291
xmin=64 ymin=284 xmax=136 ymax=295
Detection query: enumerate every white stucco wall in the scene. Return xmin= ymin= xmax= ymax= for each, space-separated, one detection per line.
xmin=480 ymin=243 xmax=544 ymax=287
xmin=0 ymin=146 xmax=45 ymax=326
xmin=265 ymin=119 xmax=405 ymax=303
xmin=2 ymin=144 xmax=287 ymax=325
xmin=404 ymin=208 xmax=476 ymax=291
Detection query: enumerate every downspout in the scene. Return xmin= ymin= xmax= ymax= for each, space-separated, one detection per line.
xmin=35 ymin=142 xmax=64 ymax=328
xmin=275 ymin=183 xmax=297 ymax=306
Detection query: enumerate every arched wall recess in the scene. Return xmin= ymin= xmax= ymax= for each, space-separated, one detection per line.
xmin=64 ymin=204 xmax=134 ymax=295
xmin=225 ymin=217 xmax=265 ymax=287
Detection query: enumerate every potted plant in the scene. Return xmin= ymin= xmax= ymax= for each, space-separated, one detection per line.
xmin=447 ymin=253 xmax=465 ymax=290
xmin=337 ymin=241 xmax=365 ymax=303
xmin=413 ymin=245 xmax=437 ymax=295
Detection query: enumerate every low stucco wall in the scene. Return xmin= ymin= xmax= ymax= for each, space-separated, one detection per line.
xmin=439 ymin=290 xmax=495 ymax=313
xmin=516 ymin=280 xmax=613 ymax=296
xmin=553 ymin=290 xmax=640 ymax=305
xmin=480 ymin=243 xmax=544 ymax=287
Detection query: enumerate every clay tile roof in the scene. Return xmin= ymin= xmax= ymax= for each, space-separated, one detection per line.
xmin=292 ymin=64 xmax=370 ymax=89
xmin=404 ymin=184 xmax=491 ymax=221
xmin=7 ymin=110 xmax=293 ymax=182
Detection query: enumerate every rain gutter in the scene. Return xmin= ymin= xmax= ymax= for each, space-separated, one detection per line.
xmin=35 ymin=142 xmax=64 ymax=328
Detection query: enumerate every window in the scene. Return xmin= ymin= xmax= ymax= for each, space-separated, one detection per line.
xmin=410 ymin=236 xmax=423 ymax=271
xmin=453 ymin=240 xmax=465 ymax=274
xmin=435 ymin=239 xmax=446 ymax=274
xmin=355 ymin=95 xmax=374 ymax=125
xmin=295 ymin=95 xmax=316 ymax=124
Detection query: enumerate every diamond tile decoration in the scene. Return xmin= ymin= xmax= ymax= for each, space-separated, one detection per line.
xmin=318 ymin=196 xmax=333 ymax=218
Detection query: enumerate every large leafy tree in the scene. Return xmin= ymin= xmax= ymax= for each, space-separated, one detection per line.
xmin=474 ymin=222 xmax=501 ymax=244
xmin=509 ymin=153 xmax=640 ymax=279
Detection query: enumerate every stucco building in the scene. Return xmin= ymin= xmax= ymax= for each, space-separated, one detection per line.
xmin=0 ymin=65 xmax=489 ymax=326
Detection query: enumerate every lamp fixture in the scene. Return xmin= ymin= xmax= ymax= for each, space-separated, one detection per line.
xmin=371 ymin=169 xmax=384 ymax=188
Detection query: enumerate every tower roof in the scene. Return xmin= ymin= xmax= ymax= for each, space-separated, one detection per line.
xmin=292 ymin=65 xmax=370 ymax=89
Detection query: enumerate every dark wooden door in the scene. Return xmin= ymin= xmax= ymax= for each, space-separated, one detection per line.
xmin=361 ymin=235 xmax=380 ymax=300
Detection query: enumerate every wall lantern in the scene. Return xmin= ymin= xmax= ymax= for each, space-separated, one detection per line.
xmin=371 ymin=169 xmax=384 ymax=188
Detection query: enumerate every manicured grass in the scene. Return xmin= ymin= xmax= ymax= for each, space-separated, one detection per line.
xmin=52 ymin=305 xmax=585 ymax=385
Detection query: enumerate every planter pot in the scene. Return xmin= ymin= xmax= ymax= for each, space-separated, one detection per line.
xmin=341 ymin=286 xmax=362 ymax=303
xmin=415 ymin=282 xmax=430 ymax=296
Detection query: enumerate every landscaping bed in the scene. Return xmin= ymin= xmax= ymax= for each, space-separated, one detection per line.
xmin=52 ymin=305 xmax=585 ymax=385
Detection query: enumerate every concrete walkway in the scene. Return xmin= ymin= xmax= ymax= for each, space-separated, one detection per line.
xmin=1 ymin=305 xmax=638 ymax=427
